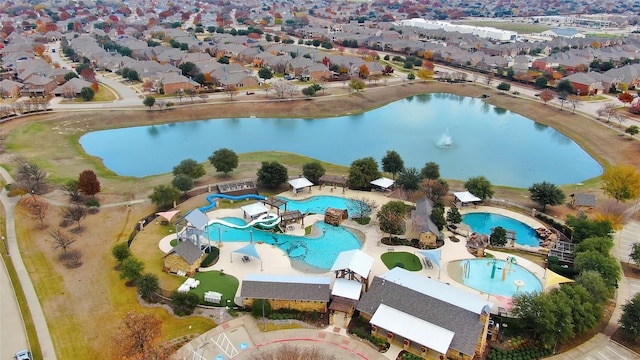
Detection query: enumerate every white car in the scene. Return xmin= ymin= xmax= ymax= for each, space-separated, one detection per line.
xmin=15 ymin=350 xmax=32 ymax=360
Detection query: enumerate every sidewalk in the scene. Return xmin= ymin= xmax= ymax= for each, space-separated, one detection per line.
xmin=0 ymin=167 xmax=58 ymax=360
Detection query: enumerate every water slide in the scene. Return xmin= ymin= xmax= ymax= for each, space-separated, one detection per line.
xmin=199 ymin=193 xmax=267 ymax=212
xmin=207 ymin=212 xmax=281 ymax=230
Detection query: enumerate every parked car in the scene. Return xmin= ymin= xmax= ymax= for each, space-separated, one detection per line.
xmin=15 ymin=350 xmax=32 ymax=360
xmin=246 ymin=91 xmax=255 ymax=95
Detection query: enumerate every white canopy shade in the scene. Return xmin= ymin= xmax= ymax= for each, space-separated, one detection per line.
xmin=453 ymin=191 xmax=481 ymax=203
xmin=330 ymin=249 xmax=374 ymax=278
xmin=332 ymin=278 xmax=363 ymax=300
xmin=241 ymin=202 xmax=269 ymax=218
xmin=288 ymin=177 xmax=314 ymax=189
xmin=370 ymin=177 xmax=395 ymax=189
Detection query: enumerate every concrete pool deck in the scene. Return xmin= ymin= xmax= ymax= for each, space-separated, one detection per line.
xmin=167 ymin=187 xmax=552 ymax=358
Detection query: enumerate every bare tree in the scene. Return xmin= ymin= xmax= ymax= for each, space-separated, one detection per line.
xmin=155 ymin=100 xmax=167 ymax=110
xmin=184 ymin=88 xmax=196 ymax=103
xmin=485 ymin=72 xmax=494 ymax=87
xmin=271 ymin=81 xmax=292 ymax=99
xmin=471 ymin=72 xmax=479 ymax=83
xmin=556 ymin=91 xmax=569 ymax=110
xmin=348 ymin=197 xmax=379 ymax=219
xmin=63 ymin=180 xmax=83 ymax=203
xmin=14 ymin=156 xmax=48 ymax=195
xmin=112 ymin=312 xmax=169 ymax=360
xmin=224 ymin=84 xmax=238 ymax=99
xmin=174 ymin=89 xmax=184 ymax=102
xmin=60 ymin=205 xmax=87 ymax=230
xmin=22 ymin=195 xmax=49 ymax=229
xmin=49 ymin=229 xmax=76 ymax=253
xmin=285 ymin=83 xmax=298 ymax=99
xmin=197 ymin=89 xmax=208 ymax=103
xmin=567 ymin=96 xmax=582 ymax=114
xmin=62 ymin=86 xmax=75 ymax=99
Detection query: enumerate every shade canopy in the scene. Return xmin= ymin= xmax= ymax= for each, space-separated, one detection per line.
xmin=332 ymin=278 xmax=363 ymax=300
xmin=157 ymin=210 xmax=180 ymax=222
xmin=288 ymin=177 xmax=314 ymax=190
xmin=494 ymin=295 xmax=514 ymax=312
xmin=330 ymin=249 xmax=374 ymax=278
xmin=418 ymin=249 xmax=441 ymax=268
xmin=453 ymin=191 xmax=481 ymax=203
xmin=370 ymin=177 xmax=395 ymax=189
xmin=183 ymin=209 xmax=210 ymax=230
xmin=544 ymin=269 xmax=575 ymax=289
xmin=233 ymin=243 xmax=261 ymax=260
xmin=241 ymin=202 xmax=269 ymax=218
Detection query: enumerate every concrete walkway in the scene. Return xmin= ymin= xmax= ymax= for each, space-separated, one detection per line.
xmin=0 ymin=167 xmax=58 ymax=360
xmin=1 ymin=252 xmax=29 ymax=359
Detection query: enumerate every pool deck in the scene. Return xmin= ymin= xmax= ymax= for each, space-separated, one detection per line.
xmin=166 ymin=187 xmax=552 ymax=359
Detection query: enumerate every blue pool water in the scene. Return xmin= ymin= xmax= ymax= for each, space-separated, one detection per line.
xmin=205 ymin=219 xmax=361 ymax=270
xmin=462 ymin=213 xmax=539 ymax=247
xmin=278 ymin=195 xmax=369 ymax=217
xmin=454 ymin=259 xmax=542 ymax=297
xmin=79 ymin=94 xmax=602 ymax=187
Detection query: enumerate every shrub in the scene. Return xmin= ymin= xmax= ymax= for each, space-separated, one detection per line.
xmin=171 ymin=291 xmax=200 ymax=316
xmin=200 ymin=246 xmax=220 ymax=267
xmin=251 ymin=299 xmax=272 ymax=318
xmin=85 ymin=198 xmax=100 ymax=207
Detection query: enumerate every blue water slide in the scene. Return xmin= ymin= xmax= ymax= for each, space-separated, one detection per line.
xmin=199 ymin=193 xmax=267 ymax=212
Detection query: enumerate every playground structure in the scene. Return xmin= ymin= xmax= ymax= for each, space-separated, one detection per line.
xmin=463 ymin=256 xmax=518 ymax=281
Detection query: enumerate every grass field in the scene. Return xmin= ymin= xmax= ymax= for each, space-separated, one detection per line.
xmin=381 ymin=251 xmax=423 ymax=271
xmin=192 ymin=271 xmax=240 ymax=306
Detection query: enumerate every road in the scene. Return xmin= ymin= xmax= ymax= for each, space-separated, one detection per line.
xmin=1 ymin=254 xmax=29 ymax=359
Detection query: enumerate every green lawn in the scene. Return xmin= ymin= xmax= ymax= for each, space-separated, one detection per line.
xmin=381 ymin=251 xmax=423 ymax=271
xmin=191 ymin=271 xmax=239 ymax=306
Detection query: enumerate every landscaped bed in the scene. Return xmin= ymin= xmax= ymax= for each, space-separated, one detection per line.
xmin=381 ymin=251 xmax=423 ymax=271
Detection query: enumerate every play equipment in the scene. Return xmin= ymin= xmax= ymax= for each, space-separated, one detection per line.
xmin=199 ymin=193 xmax=267 ymax=212
xmin=206 ymin=212 xmax=281 ymax=230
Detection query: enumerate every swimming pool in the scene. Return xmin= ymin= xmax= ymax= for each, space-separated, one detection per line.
xmin=277 ymin=195 xmax=369 ymax=217
xmin=452 ymin=259 xmax=542 ymax=297
xmin=462 ymin=212 xmax=539 ymax=247
xmin=205 ymin=219 xmax=361 ymax=270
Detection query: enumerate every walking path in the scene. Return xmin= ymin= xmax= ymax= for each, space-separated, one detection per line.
xmin=0 ymin=167 xmax=58 ymax=360
xmin=0 ymin=251 xmax=29 ymax=359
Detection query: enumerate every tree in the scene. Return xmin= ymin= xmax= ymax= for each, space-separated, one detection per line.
xmin=302 ymin=162 xmax=325 ymax=184
xmin=78 ymin=169 xmax=100 ymax=197
xmin=64 ymin=71 xmax=78 ymax=81
xmin=14 ymin=157 xmax=48 ymax=195
xmin=204 ymin=148 xmax=238 ymax=177
xmin=173 ymin=158 xmax=206 ymax=179
xmin=420 ymin=162 xmax=440 ymax=181
xmin=430 ymin=203 xmax=446 ymax=231
xmin=601 ymin=165 xmax=640 ymax=202
xmin=566 ymin=212 xmax=613 ymax=243
xmin=143 ymin=95 xmax=156 ymax=109
xmin=417 ymin=69 xmax=433 ymax=82
xmin=171 ymin=174 xmax=194 ymax=193
xmin=224 ymin=84 xmax=238 ymax=99
xmin=485 ymin=72 xmax=494 ymax=87
xmin=625 ymin=125 xmax=640 ymax=139
xmin=120 ymin=256 xmax=145 ymax=284
xmin=112 ymin=242 xmax=131 ymax=264
xmin=381 ymin=150 xmax=404 ymax=180
xmin=574 ymin=251 xmax=621 ymax=289
xmin=112 ymin=311 xmax=167 ymax=360
xmin=511 ymin=291 xmax=573 ymax=347
xmin=256 ymin=161 xmax=288 ymax=189
xmin=258 ymin=67 xmax=273 ymax=80
xmin=446 ymin=207 xmax=462 ymax=225
xmin=539 ymin=89 xmax=555 ymax=104
xmin=464 ymin=176 xmax=494 ymax=202
xmin=149 ymin=185 xmax=181 ymax=209
xmin=619 ymin=293 xmax=640 ymax=341
xmin=137 ymin=273 xmax=160 ymax=302
xmin=61 ymin=205 xmax=87 ymax=229
xmin=348 ymin=197 xmax=378 ymax=219
xmin=528 ymin=181 xmax=565 ymax=211
xmin=49 ymin=229 xmax=76 ymax=253
xmin=618 ymin=92 xmax=635 ymax=107
xmin=63 ymin=179 xmax=83 ymax=203
xmin=407 ymin=72 xmax=416 ymax=82
xmin=422 ymin=178 xmax=449 ymax=202
xmin=535 ymin=77 xmax=548 ymax=88
xmin=567 ymin=96 xmax=582 ymax=114
xmin=348 ymin=157 xmax=381 ymax=190
xmin=358 ymin=64 xmax=370 ymax=79
xmin=497 ymin=82 xmax=511 ymax=91
xmin=377 ymin=201 xmax=408 ymax=236
xmin=251 ymin=298 xmax=272 ymax=318
xmin=490 ymin=226 xmax=507 ymax=247
xmin=301 ymin=86 xmax=317 ymax=97
xmin=80 ymin=86 xmax=95 ymax=101
xmin=349 ymin=79 xmax=365 ymax=92
xmin=597 ymin=103 xmax=618 ymax=123
xmin=178 ymin=61 xmax=198 ymax=77
xmin=171 ymin=290 xmax=200 ymax=316
xmin=575 ymin=270 xmax=613 ymax=304
xmin=631 ymin=243 xmax=640 ymax=267
xmin=557 ymin=80 xmax=574 ymax=94
xmin=395 ymin=167 xmax=422 ymax=198
xmin=22 ymin=195 xmax=49 ymax=229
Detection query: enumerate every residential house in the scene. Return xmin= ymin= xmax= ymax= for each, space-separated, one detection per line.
xmin=217 ymin=72 xmax=259 ymax=88
xmin=0 ymin=79 xmax=23 ymax=98
xmin=240 ymin=274 xmax=331 ymax=312
xmin=561 ymin=72 xmax=604 ymax=95
xmin=20 ymin=75 xmax=57 ymax=97
xmin=157 ymin=72 xmax=198 ymax=95
xmin=162 ymin=240 xmax=205 ymax=277
xmin=357 ymin=268 xmax=492 ymax=360
xmin=604 ymin=64 xmax=640 ymax=89
xmin=52 ymin=78 xmax=93 ymax=97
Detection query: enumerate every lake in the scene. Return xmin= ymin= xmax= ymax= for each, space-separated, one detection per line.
xmin=79 ymin=93 xmax=602 ymax=187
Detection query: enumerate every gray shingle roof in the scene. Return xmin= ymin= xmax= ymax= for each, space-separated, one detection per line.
xmin=573 ymin=193 xmax=596 ymax=207
xmin=166 ymin=240 xmax=203 ymax=265
xmin=240 ymin=277 xmax=331 ymax=302
xmin=357 ymin=277 xmax=484 ymax=356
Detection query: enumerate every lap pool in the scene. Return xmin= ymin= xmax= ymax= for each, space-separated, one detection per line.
xmin=462 ymin=212 xmax=540 ymax=247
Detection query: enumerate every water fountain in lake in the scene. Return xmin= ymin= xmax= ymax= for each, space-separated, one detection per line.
xmin=437 ymin=128 xmax=453 ymax=148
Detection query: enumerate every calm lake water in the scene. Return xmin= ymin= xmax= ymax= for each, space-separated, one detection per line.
xmin=79 ymin=93 xmax=602 ymax=187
